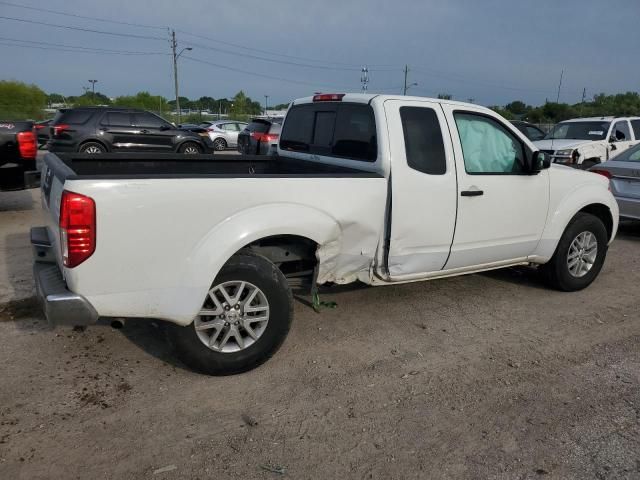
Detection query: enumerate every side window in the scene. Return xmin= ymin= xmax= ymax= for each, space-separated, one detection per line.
xmin=133 ymin=112 xmax=166 ymax=128
xmin=613 ymin=121 xmax=631 ymax=141
xmin=631 ymin=120 xmax=640 ymax=140
xmin=60 ymin=110 xmax=93 ymax=125
xmin=221 ymin=123 xmax=236 ymax=131
xmin=102 ymin=112 xmax=132 ymax=127
xmin=400 ymin=106 xmax=446 ymax=175
xmin=454 ymin=112 xmax=525 ymax=174
xmin=526 ymin=126 xmax=545 ymax=141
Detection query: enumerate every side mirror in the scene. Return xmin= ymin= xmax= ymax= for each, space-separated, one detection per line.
xmin=531 ymin=150 xmax=551 ymax=172
xmin=609 ymin=135 xmax=617 ymax=143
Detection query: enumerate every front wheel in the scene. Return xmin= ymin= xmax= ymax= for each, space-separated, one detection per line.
xmin=168 ymin=253 xmax=293 ymax=375
xmin=179 ymin=142 xmax=202 ymax=154
xmin=541 ymin=212 xmax=608 ymax=291
xmin=213 ymin=138 xmax=227 ymax=151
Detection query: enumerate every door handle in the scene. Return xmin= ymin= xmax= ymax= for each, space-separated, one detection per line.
xmin=461 ymin=189 xmax=484 ymax=197
xmin=140 ymin=129 xmax=149 ymax=134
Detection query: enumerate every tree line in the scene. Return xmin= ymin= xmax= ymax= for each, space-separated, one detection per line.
xmin=2 ymin=80 xmax=639 ymax=124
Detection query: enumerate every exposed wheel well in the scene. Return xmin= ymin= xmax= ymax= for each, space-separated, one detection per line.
xmin=237 ymin=235 xmax=318 ymax=289
xmin=78 ymin=139 xmax=108 ymax=152
xmin=578 ymin=203 xmax=613 ymax=240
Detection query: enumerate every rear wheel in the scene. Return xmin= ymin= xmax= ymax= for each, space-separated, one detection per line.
xmin=213 ymin=138 xmax=227 ymax=151
xmin=79 ymin=142 xmax=105 ymax=154
xmin=168 ymin=253 xmax=293 ymax=375
xmin=541 ymin=212 xmax=608 ymax=291
xmin=179 ymin=142 xmax=202 ymax=154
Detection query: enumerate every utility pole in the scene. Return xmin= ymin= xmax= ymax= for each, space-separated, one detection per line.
xmin=580 ymin=87 xmax=586 ymax=115
xmin=556 ymin=69 xmax=564 ymax=103
xmin=171 ymin=30 xmax=180 ymax=123
xmin=361 ymin=67 xmax=369 ymax=92
xmin=88 ymin=79 xmax=97 ymax=102
xmin=170 ymin=30 xmax=192 ymax=124
xmin=264 ymin=95 xmax=269 ymax=115
xmin=403 ymin=65 xmax=408 ymax=95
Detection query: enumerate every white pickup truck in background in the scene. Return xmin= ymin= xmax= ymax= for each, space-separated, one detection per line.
xmin=534 ymin=116 xmax=640 ymax=168
xmin=33 ymin=93 xmax=618 ymax=375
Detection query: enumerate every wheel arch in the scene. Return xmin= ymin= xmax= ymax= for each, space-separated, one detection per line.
xmin=175 ymin=203 xmax=342 ymax=324
xmin=175 ymin=138 xmax=204 ymax=152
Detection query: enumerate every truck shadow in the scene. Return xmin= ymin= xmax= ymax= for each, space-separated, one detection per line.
xmin=617 ymin=220 xmax=640 ymax=241
xmin=117 ymin=320 xmax=192 ymax=372
xmin=479 ymin=266 xmax=548 ymax=290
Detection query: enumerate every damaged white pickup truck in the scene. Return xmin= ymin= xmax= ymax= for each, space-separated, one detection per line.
xmin=33 ymin=94 xmax=618 ymax=375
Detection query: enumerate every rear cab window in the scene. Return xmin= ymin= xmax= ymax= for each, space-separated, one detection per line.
xmin=280 ymin=102 xmax=377 ymax=162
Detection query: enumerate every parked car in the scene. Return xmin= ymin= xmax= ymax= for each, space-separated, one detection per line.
xmin=0 ymin=120 xmax=39 ymax=191
xmin=200 ymin=121 xmax=248 ymax=151
xmin=237 ymin=117 xmax=283 ymax=155
xmin=48 ymin=107 xmax=214 ymax=154
xmin=33 ymin=93 xmax=618 ymax=375
xmin=510 ymin=120 xmax=545 ymax=141
xmin=34 ymin=119 xmax=52 ymax=148
xmin=533 ymin=116 xmax=640 ymax=168
xmin=590 ymin=142 xmax=640 ymax=220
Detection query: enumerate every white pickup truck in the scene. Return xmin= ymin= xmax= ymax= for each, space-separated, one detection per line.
xmin=534 ymin=116 xmax=640 ymax=168
xmin=33 ymin=93 xmax=619 ymax=375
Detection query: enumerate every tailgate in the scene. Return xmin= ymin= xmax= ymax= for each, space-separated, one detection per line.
xmin=40 ymin=153 xmax=73 ymax=269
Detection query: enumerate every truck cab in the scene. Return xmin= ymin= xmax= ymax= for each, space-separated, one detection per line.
xmin=533 ymin=116 xmax=640 ymax=168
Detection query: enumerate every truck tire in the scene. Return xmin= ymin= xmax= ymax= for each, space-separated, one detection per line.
xmin=167 ymin=252 xmax=293 ymax=375
xmin=79 ymin=141 xmax=106 ymax=154
xmin=541 ymin=212 xmax=608 ymax=291
xmin=178 ymin=142 xmax=202 ymax=154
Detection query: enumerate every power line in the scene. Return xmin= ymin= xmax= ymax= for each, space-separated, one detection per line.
xmin=0 ymin=41 xmax=168 ymax=56
xmin=0 ymin=0 xmax=167 ymax=30
xmin=0 ymin=36 xmax=167 ymax=55
xmin=182 ymin=55 xmax=356 ymax=91
xmin=0 ymin=15 xmax=165 ymax=41
xmin=176 ymin=29 xmax=399 ymax=69
xmin=180 ymin=39 xmax=364 ymax=72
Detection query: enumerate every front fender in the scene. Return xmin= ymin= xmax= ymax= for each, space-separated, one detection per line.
xmin=576 ymin=142 xmax=606 ymax=163
xmin=176 ymin=203 xmax=342 ymax=322
xmin=532 ymin=178 xmax=618 ymax=262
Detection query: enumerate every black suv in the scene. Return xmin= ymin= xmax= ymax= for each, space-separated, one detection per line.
xmin=48 ymin=107 xmax=214 ymax=154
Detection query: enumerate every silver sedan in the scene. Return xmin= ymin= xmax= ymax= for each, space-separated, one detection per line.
xmin=199 ymin=121 xmax=248 ymax=151
xmin=590 ymin=143 xmax=640 ymax=220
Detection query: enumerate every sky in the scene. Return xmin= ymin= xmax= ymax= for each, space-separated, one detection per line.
xmin=1 ymin=0 xmax=639 ymax=107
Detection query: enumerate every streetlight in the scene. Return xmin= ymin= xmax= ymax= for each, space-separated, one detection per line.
xmin=264 ymin=95 xmax=269 ymax=116
xmin=404 ymin=82 xmax=418 ymax=95
xmin=171 ymin=30 xmax=192 ymax=123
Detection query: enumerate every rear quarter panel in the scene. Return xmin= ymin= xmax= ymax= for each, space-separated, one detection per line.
xmin=62 ymin=176 xmax=386 ymax=324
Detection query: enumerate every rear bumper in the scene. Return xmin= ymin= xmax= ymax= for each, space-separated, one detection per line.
xmin=616 ymin=195 xmax=640 ymax=220
xmin=31 ymin=227 xmax=99 ymax=327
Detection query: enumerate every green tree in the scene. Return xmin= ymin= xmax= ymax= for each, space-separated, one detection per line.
xmin=437 ymin=93 xmax=453 ymax=100
xmin=0 ymin=80 xmax=47 ymax=120
xmin=113 ymin=91 xmax=166 ymax=111
xmin=504 ymin=100 xmax=529 ymax=116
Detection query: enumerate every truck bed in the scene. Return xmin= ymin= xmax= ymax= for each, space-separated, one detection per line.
xmin=51 ymin=153 xmax=382 ymax=179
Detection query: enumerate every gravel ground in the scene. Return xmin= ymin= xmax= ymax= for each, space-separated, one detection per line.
xmin=0 ymin=184 xmax=639 ymax=480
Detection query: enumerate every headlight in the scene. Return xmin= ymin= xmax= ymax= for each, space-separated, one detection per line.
xmin=555 ymin=149 xmax=574 ymax=156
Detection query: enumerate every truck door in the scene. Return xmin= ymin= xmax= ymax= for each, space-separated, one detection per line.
xmin=610 ymin=120 xmax=635 ymax=158
xmin=440 ymin=105 xmax=549 ymax=269
xmin=383 ymin=99 xmax=458 ymax=279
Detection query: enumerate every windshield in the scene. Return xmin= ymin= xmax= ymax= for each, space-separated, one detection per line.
xmin=544 ymin=121 xmax=610 ymax=141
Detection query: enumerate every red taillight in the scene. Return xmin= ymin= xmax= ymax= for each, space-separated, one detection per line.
xmin=250 ymin=131 xmax=263 ymax=140
xmin=591 ymin=169 xmax=612 ymax=179
xmin=313 ymin=93 xmax=345 ymax=102
xmin=262 ymin=133 xmax=279 ymax=143
xmin=59 ymin=190 xmax=96 ymax=268
xmin=53 ymin=124 xmax=70 ymax=136
xmin=35 ymin=124 xmax=46 ymax=130
xmin=17 ymin=131 xmax=37 ymax=159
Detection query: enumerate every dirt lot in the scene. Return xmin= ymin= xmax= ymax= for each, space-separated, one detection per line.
xmin=1 ymin=185 xmax=639 ymax=480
